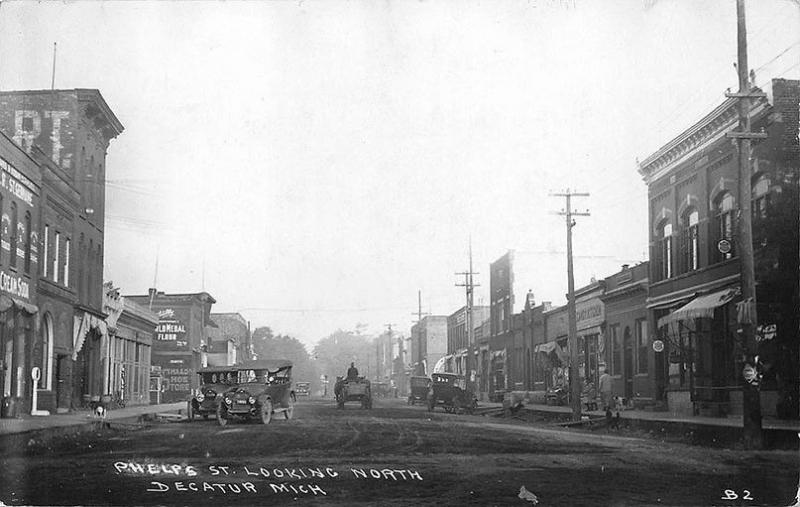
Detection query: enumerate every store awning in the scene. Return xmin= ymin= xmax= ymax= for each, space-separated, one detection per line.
xmin=0 ymin=295 xmax=38 ymax=314
xmin=535 ymin=342 xmax=558 ymax=354
xmin=657 ymin=288 xmax=737 ymax=328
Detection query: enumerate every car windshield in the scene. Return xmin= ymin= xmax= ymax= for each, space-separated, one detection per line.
xmin=200 ymin=372 xmax=238 ymax=385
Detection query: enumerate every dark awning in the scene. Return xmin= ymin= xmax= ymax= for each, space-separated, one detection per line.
xmin=657 ymin=288 xmax=737 ymax=328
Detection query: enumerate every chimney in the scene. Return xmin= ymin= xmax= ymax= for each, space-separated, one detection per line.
xmin=622 ymin=264 xmax=630 ymax=270
xmin=148 ymin=288 xmax=157 ymax=299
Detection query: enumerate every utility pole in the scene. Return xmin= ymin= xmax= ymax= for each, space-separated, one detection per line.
xmin=551 ymin=189 xmax=590 ymax=421
xmin=456 ymin=239 xmax=480 ymax=379
xmin=725 ymin=0 xmax=766 ymax=449
xmin=411 ymin=290 xmax=430 ymax=324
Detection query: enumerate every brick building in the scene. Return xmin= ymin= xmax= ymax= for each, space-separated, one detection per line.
xmin=0 ymin=89 xmax=122 ymax=413
xmin=600 ymin=263 xmax=650 ymax=405
xmin=638 ymin=78 xmax=799 ymax=418
xmin=125 ymin=290 xmax=216 ymax=403
xmin=0 ymin=132 xmax=41 ymax=415
xmin=207 ymin=312 xmax=251 ymax=366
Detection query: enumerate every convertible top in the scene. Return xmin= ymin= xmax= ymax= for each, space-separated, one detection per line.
xmin=197 ymin=359 xmax=292 ymax=374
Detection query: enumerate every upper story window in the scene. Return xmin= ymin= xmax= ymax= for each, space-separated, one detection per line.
xmin=9 ymin=202 xmax=18 ymax=269
xmin=752 ymin=174 xmax=770 ymax=220
xmin=656 ymin=221 xmax=672 ymax=280
xmin=43 ymin=224 xmax=49 ymax=278
xmin=713 ymin=192 xmax=735 ymax=261
xmin=23 ymin=211 xmax=31 ymax=273
xmin=680 ymin=208 xmax=699 ymax=273
xmin=53 ymin=232 xmax=61 ymax=282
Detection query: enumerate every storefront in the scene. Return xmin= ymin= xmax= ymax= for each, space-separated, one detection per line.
xmin=656 ymin=287 xmax=739 ymax=417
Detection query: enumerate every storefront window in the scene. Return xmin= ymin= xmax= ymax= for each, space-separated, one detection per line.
xmin=636 ymin=319 xmax=649 ymax=374
xmin=713 ymin=192 xmax=735 ymax=262
xmin=610 ymin=325 xmax=620 ymax=375
xmin=752 ymin=174 xmax=770 ymax=220
xmin=24 ymin=211 xmax=31 ymax=273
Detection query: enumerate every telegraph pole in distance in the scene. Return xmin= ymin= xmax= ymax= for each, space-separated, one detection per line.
xmin=725 ymin=0 xmax=766 ymax=449
xmin=456 ymin=238 xmax=480 ymax=379
xmin=551 ymin=189 xmax=590 ymax=421
xmin=411 ymin=290 xmax=430 ymax=324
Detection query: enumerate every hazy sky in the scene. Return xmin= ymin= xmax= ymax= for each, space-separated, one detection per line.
xmin=0 ymin=0 xmax=797 ymax=348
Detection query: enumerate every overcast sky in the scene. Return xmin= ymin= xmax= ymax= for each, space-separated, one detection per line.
xmin=0 ymin=0 xmax=797 ymax=348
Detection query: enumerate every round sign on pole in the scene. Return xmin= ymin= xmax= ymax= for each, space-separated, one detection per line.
xmin=717 ymin=239 xmax=732 ymax=254
xmin=31 ymin=366 xmax=41 ymax=381
xmin=652 ymin=340 xmax=664 ymax=353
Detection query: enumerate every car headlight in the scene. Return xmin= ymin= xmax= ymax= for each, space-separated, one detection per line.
xmin=196 ymin=393 xmax=205 ymax=402
xmin=225 ymin=397 xmax=232 ymax=405
xmin=248 ymin=396 xmax=256 ymax=404
xmin=207 ymin=389 xmax=216 ymax=398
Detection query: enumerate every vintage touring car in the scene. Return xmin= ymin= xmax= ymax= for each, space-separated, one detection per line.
xmin=427 ymin=372 xmax=477 ymax=414
xmin=334 ymin=376 xmax=373 ymax=409
xmin=216 ymin=360 xmax=295 ymax=426
xmin=188 ymin=366 xmax=241 ymax=420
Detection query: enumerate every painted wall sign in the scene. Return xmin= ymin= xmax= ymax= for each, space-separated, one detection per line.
xmin=575 ymin=299 xmax=605 ymax=330
xmin=0 ymin=270 xmax=30 ymax=300
xmin=0 ymin=157 xmax=36 ymax=207
xmin=156 ymin=319 xmax=188 ymax=350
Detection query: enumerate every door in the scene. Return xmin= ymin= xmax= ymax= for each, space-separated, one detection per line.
xmin=55 ymin=354 xmax=70 ymax=410
xmin=623 ymin=327 xmax=634 ymax=399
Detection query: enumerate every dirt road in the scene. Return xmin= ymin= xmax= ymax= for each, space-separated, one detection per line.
xmin=0 ymin=397 xmax=797 ymax=506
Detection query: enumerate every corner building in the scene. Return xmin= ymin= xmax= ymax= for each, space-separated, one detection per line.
xmin=638 ymin=78 xmax=799 ymax=419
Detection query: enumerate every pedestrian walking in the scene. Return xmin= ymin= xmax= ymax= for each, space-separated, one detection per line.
xmin=599 ymin=367 xmax=613 ymax=411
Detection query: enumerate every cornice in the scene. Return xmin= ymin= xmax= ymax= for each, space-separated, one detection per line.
xmin=638 ymin=92 xmax=771 ymax=184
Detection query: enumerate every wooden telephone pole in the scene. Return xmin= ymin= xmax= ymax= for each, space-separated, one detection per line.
xmin=551 ymin=190 xmax=590 ymax=421
xmin=456 ymin=238 xmax=480 ymax=379
xmin=726 ymin=0 xmax=766 ymax=449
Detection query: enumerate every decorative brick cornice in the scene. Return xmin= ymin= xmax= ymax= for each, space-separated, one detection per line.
xmin=638 ymin=91 xmax=770 ymax=184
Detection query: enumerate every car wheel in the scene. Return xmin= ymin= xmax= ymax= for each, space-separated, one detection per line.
xmin=202 ymin=413 xmax=209 ymax=420
xmin=427 ymin=401 xmax=434 ymax=412
xmin=216 ymin=404 xmax=228 ymax=427
xmin=187 ymin=401 xmax=194 ymax=421
xmin=260 ymin=399 xmax=273 ymax=425
xmin=284 ymin=403 xmax=294 ymax=420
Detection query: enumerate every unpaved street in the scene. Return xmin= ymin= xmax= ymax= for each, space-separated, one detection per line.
xmin=1 ymin=398 xmax=797 ymax=506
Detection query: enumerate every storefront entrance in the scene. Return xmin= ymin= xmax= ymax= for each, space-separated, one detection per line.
xmin=623 ymin=327 xmax=634 ymax=399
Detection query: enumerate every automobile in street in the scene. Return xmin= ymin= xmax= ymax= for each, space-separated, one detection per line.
xmin=334 ymin=376 xmax=372 ymax=409
xmin=295 ymin=381 xmax=311 ymax=397
xmin=407 ymin=376 xmax=430 ymax=405
xmin=188 ymin=366 xmax=240 ymax=420
xmin=427 ymin=372 xmax=477 ymax=414
xmin=216 ymin=360 xmax=295 ymax=426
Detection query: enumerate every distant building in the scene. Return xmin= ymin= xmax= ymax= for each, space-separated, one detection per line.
xmin=410 ymin=316 xmax=447 ymax=376
xmin=126 ymin=290 xmax=216 ymax=403
xmin=446 ymin=305 xmax=489 ymax=376
xmin=207 ymin=312 xmax=250 ymax=366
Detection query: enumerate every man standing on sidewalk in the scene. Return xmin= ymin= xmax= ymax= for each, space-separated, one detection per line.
xmin=599 ymin=367 xmax=613 ymax=411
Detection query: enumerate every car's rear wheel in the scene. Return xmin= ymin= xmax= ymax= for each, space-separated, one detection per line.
xmin=187 ymin=400 xmax=195 ymax=421
xmin=284 ymin=403 xmax=294 ymax=420
xmin=216 ymin=404 xmax=228 ymax=427
xmin=427 ymin=400 xmax=434 ymax=412
xmin=260 ymin=399 xmax=273 ymax=425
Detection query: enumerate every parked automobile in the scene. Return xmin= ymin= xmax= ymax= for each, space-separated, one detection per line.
xmin=372 ymin=381 xmax=391 ymax=398
xmin=407 ymin=376 xmax=431 ymax=405
xmin=188 ymin=366 xmax=240 ymax=420
xmin=216 ymin=360 xmax=295 ymax=426
xmin=334 ymin=376 xmax=372 ymax=409
xmin=295 ymin=381 xmax=311 ymax=397
xmin=427 ymin=372 xmax=477 ymax=414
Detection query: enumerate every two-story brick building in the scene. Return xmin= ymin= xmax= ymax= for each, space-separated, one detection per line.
xmin=0 ymin=132 xmax=41 ymax=416
xmin=638 ymin=78 xmax=799 ymax=418
xmin=0 ymin=89 xmax=123 ymax=412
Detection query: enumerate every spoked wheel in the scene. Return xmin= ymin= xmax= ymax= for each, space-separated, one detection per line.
xmin=202 ymin=413 xmax=209 ymax=420
xmin=427 ymin=399 xmax=434 ymax=412
xmin=216 ymin=404 xmax=228 ymax=427
xmin=453 ymin=398 xmax=463 ymax=415
xmin=260 ymin=399 xmax=273 ymax=425
xmin=284 ymin=402 xmax=294 ymax=420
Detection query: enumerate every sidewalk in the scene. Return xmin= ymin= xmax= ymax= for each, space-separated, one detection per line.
xmin=0 ymin=402 xmax=185 ymax=437
xmin=520 ymin=401 xmax=800 ymax=432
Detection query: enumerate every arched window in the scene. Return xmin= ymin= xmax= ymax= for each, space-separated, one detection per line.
xmin=9 ymin=202 xmax=18 ymax=268
xmin=714 ymin=192 xmax=735 ymax=261
xmin=752 ymin=174 xmax=770 ymax=220
xmin=39 ymin=313 xmax=54 ymax=391
xmin=24 ymin=211 xmax=31 ymax=273
xmin=656 ymin=221 xmax=672 ymax=280
xmin=680 ymin=208 xmax=699 ymax=273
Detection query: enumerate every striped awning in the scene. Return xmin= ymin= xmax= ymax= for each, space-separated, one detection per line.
xmin=657 ymin=288 xmax=737 ymax=328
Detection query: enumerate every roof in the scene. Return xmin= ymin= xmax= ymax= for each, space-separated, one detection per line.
xmin=238 ymin=359 xmax=293 ymax=370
